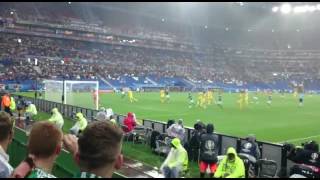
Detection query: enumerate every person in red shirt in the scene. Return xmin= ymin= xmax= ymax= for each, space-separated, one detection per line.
xmin=123 ymin=112 xmax=136 ymax=133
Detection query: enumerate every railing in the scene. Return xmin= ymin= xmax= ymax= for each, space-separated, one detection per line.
xmin=142 ymin=118 xmax=289 ymax=177
xmin=12 ymin=94 xmax=293 ymax=177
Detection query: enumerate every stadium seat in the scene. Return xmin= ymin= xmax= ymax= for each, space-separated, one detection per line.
xmin=257 ymin=159 xmax=278 ymax=178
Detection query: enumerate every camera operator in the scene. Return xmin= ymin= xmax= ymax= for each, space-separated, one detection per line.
xmin=284 ymin=141 xmax=320 ymax=178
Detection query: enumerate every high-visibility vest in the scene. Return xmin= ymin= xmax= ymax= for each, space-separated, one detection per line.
xmin=10 ymin=97 xmax=16 ymax=111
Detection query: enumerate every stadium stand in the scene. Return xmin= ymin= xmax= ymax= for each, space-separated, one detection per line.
xmin=1 ymin=2 xmax=320 ymax=178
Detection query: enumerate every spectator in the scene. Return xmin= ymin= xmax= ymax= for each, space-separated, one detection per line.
xmin=194 ymin=120 xmax=206 ymax=133
xmin=70 ymin=112 xmax=88 ymax=136
xmin=123 ymin=112 xmax=136 ymax=133
xmin=214 ymin=147 xmax=245 ymax=178
xmin=96 ymin=107 xmax=108 ymax=121
xmin=187 ymin=120 xmax=206 ymax=162
xmin=167 ymin=119 xmax=175 ymax=129
xmin=199 ymin=123 xmax=219 ymax=178
xmin=166 ymin=119 xmax=185 ymax=143
xmin=160 ymin=138 xmax=188 ymax=178
xmin=48 ymin=108 xmax=64 ymax=130
xmin=63 ymin=120 xmax=124 ymax=178
xmin=0 ymin=112 xmax=14 ymax=178
xmin=13 ymin=121 xmax=63 ymax=178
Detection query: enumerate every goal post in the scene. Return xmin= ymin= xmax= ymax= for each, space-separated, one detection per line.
xmin=43 ymin=79 xmax=99 ymax=110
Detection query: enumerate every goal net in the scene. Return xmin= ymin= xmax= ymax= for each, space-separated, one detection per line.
xmin=43 ymin=80 xmax=99 ymax=110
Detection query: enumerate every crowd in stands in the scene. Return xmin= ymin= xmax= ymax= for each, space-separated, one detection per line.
xmin=1 ymin=90 xmax=320 ymax=178
xmin=0 ymin=32 xmax=320 ymax=88
xmin=0 ymin=2 xmax=320 ymax=87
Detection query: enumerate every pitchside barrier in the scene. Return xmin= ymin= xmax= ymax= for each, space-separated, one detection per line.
xmin=10 ymin=94 xmax=297 ymax=177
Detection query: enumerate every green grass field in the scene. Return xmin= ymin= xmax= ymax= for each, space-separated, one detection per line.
xmin=18 ymin=91 xmax=320 ymax=145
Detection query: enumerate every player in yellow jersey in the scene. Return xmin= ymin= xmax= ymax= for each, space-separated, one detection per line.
xmin=128 ymin=89 xmax=138 ymax=103
xmin=244 ymin=89 xmax=249 ymax=106
xmin=197 ymin=92 xmax=203 ymax=107
xmin=200 ymin=91 xmax=207 ymax=109
xmin=238 ymin=90 xmax=246 ymax=110
xmin=206 ymin=90 xmax=214 ymax=105
xmin=293 ymin=87 xmax=298 ymax=98
xmin=160 ymin=89 xmax=165 ymax=103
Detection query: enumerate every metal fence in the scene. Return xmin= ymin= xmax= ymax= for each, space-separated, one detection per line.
xmin=142 ymin=119 xmax=289 ymax=177
xmin=13 ymin=95 xmax=291 ymax=177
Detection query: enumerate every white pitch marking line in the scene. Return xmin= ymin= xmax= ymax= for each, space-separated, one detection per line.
xmin=277 ymin=134 xmax=320 ymax=144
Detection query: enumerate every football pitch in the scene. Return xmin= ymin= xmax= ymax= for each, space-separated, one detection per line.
xmin=19 ymin=91 xmax=320 ymax=145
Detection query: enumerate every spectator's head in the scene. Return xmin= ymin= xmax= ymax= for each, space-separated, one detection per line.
xmin=0 ymin=112 xmax=14 ymax=150
xmin=51 ymin=108 xmax=59 ymax=115
xmin=127 ymin=112 xmax=133 ymax=118
xmin=206 ymin=123 xmax=214 ymax=134
xmin=226 ymin=147 xmax=237 ymax=162
xmin=171 ymin=138 xmax=181 ymax=149
xmin=27 ymin=121 xmax=63 ymax=164
xmin=77 ymin=120 xmax=124 ymax=178
xmin=304 ymin=141 xmax=319 ymax=152
xmin=76 ymin=112 xmax=84 ymax=121
xmin=194 ymin=120 xmax=201 ymax=130
xmin=246 ymin=134 xmax=256 ymax=143
xmin=178 ymin=119 xmax=183 ymax=125
xmin=26 ymin=101 xmax=32 ymax=106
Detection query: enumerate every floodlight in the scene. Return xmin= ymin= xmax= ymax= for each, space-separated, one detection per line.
xmin=307 ymin=5 xmax=316 ymax=12
xmin=280 ymin=4 xmax=292 ymax=14
xmin=272 ymin=6 xmax=279 ymax=12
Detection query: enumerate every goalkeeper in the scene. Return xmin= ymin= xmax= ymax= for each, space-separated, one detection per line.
xmin=128 ymin=89 xmax=138 ymax=103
